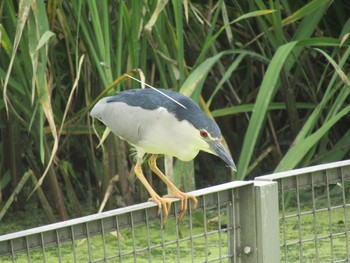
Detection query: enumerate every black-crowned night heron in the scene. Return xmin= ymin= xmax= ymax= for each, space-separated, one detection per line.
xmin=90 ymin=88 xmax=236 ymax=224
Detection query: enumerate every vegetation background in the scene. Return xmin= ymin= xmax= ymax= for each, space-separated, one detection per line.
xmin=0 ymin=0 xmax=349 ymax=230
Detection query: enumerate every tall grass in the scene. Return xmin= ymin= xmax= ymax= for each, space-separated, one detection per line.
xmin=0 ymin=0 xmax=349 ymax=225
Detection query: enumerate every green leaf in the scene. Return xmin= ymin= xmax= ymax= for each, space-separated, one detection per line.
xmin=315 ymin=48 xmax=350 ymax=88
xmin=144 ymin=0 xmax=169 ymax=35
xmin=236 ymin=41 xmax=298 ymax=179
xmin=180 ymin=50 xmax=256 ymax=101
xmin=3 ymin=0 xmax=32 ymax=112
xmin=211 ymin=103 xmax=316 ymax=117
xmin=0 ymin=170 xmax=32 ymax=221
xmin=275 ymin=104 xmax=350 ymax=172
xmin=0 ymin=25 xmax=13 ymax=57
xmin=207 ymin=53 xmax=246 ymax=107
xmin=180 ymin=51 xmax=225 ymax=100
xmin=231 ymin=9 xmax=276 ymax=24
xmin=282 ymin=0 xmax=331 ymax=26
xmin=34 ymin=30 xmax=56 ymax=53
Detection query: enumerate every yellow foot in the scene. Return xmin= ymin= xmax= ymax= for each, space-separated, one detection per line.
xmin=163 ymin=191 xmax=198 ymax=220
xmin=148 ymin=195 xmax=172 ymax=225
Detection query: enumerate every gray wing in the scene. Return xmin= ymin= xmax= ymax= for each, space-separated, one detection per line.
xmin=90 ymin=97 xmax=150 ymax=145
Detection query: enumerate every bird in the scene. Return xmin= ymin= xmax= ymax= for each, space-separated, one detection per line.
xmin=90 ymin=88 xmax=236 ymax=224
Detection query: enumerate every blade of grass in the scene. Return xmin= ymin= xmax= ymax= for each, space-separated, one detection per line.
xmin=3 ymin=0 xmax=32 ymax=113
xmin=236 ymin=38 xmax=344 ymax=180
xmin=275 ymin=104 xmax=350 ymax=172
xmin=315 ymin=48 xmax=350 ymax=88
xmin=180 ymin=50 xmax=263 ymax=101
xmin=236 ymin=41 xmax=298 ymax=179
xmin=144 ymin=0 xmax=169 ymax=36
xmin=282 ymin=0 xmax=331 ymax=27
xmin=211 ymin=102 xmax=316 ymax=117
xmin=28 ymin=1 xmax=59 ymax=197
xmin=173 ymin=0 xmax=185 ymax=83
xmin=194 ymin=7 xmax=275 ymax=67
xmin=314 ymin=129 xmax=350 ymax=164
xmin=292 ymin=0 xmax=331 ymax=41
xmin=0 ymin=170 xmax=32 ymax=221
xmin=206 ymin=53 xmax=246 ymax=107
xmin=290 ymin=45 xmax=350 ymax=146
xmin=221 ymin=1 xmax=233 ymax=46
xmin=180 ymin=51 xmax=226 ymax=99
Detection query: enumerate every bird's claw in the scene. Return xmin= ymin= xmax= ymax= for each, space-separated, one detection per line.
xmin=163 ymin=191 xmax=198 ymax=220
xmin=148 ymin=195 xmax=172 ymax=225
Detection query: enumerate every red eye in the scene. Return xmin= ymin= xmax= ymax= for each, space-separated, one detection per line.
xmin=200 ymin=130 xmax=208 ymax=138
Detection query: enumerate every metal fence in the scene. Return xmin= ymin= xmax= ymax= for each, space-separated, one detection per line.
xmin=1 ymin=160 xmax=350 ymax=262
xmin=257 ymin=160 xmax=350 ymax=262
xmin=0 ymin=181 xmax=279 ymax=263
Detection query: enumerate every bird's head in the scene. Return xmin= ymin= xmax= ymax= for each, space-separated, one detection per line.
xmin=194 ymin=126 xmax=237 ymax=172
xmin=174 ymin=105 xmax=237 ymax=172
xmin=160 ymin=90 xmax=236 ymax=171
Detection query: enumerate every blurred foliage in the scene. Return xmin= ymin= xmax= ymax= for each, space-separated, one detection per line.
xmin=0 ymin=0 xmax=349 ymax=225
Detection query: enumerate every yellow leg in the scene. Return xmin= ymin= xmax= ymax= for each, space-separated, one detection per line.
xmin=134 ymin=160 xmax=172 ymax=225
xmin=148 ymin=154 xmax=198 ymax=220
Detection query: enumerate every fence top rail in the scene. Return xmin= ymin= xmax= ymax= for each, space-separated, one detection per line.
xmin=0 ymin=180 xmax=251 ymax=243
xmin=255 ymin=160 xmax=350 ymax=181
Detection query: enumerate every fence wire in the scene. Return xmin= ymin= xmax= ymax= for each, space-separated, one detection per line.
xmin=257 ymin=160 xmax=350 ymax=263
xmin=0 ymin=182 xmax=256 ymax=263
xmin=2 ymin=161 xmax=349 ymax=262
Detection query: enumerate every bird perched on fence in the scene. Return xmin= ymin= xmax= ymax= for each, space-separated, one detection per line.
xmin=90 ymin=87 xmax=236 ymax=224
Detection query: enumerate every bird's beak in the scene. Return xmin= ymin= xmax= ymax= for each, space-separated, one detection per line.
xmin=209 ymin=140 xmax=237 ymax=171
